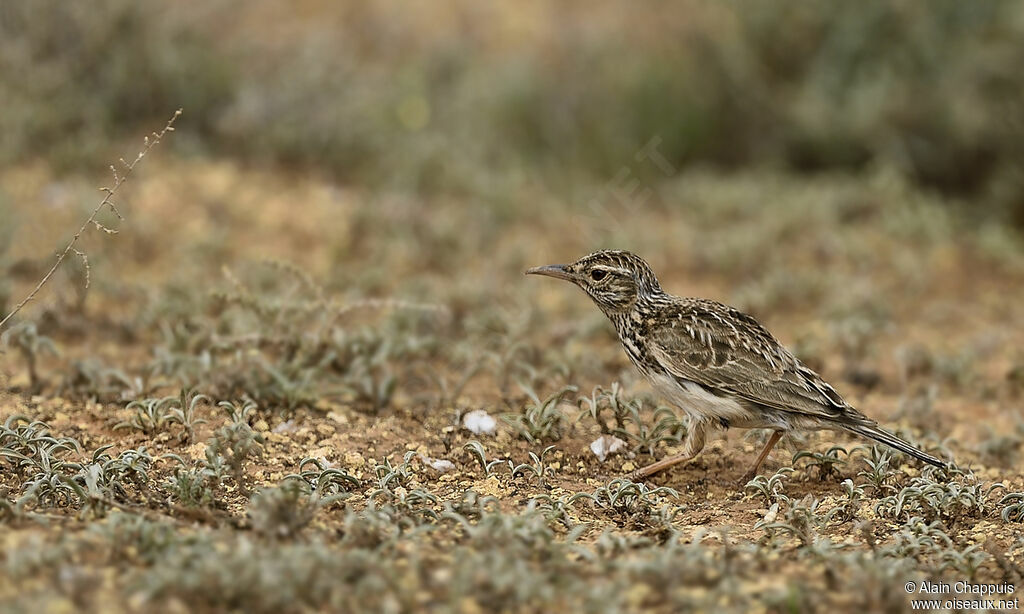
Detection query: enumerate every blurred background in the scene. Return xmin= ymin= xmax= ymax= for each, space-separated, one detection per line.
xmin=3 ymin=4 xmax=1024 ymax=610
xmin=3 ymin=1 xmax=1024 ymax=211
xmin=1 ymin=0 xmax=1022 ymax=408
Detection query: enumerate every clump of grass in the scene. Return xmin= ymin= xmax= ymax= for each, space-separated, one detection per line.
xmin=744 ymin=467 xmax=793 ymax=507
xmin=577 ymin=382 xmax=632 ymax=435
xmin=1 ymin=415 xmax=83 ymax=510
xmin=1 ymin=415 xmax=168 ymax=519
xmin=165 ymin=466 xmax=215 ymax=508
xmin=833 ymin=479 xmax=865 ymax=522
xmin=1 ymin=321 xmax=59 ymax=393
xmin=793 ymin=445 xmax=848 ymax=481
xmin=248 ymin=476 xmax=350 ymax=539
xmin=61 ymin=357 xmax=143 ymax=402
xmin=578 ymin=382 xmax=686 ymax=456
xmin=62 ymin=445 xmax=158 ymax=518
xmin=974 ymin=423 xmax=1024 ymax=469
xmin=999 ymin=492 xmax=1024 ymax=522
xmin=116 ymin=389 xmax=209 ymax=442
xmin=874 ymin=468 xmax=1004 ymax=526
xmin=462 ymin=440 xmax=509 ymax=477
xmin=503 ymin=384 xmax=576 ymax=443
xmin=855 ymin=447 xmax=898 ymax=496
xmin=569 ymin=477 xmax=679 ymax=524
xmin=757 ymin=494 xmax=839 ymax=548
xmin=142 ymin=262 xmax=448 ymax=415
xmin=205 ymin=400 xmax=264 ymax=496
xmin=284 ymin=457 xmax=360 ymax=501
xmin=503 ymin=384 xmax=577 ymax=442
xmin=511 ymin=445 xmax=558 ymax=489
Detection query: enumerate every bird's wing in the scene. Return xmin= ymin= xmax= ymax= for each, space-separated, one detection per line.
xmin=646 ymin=299 xmax=857 ymax=422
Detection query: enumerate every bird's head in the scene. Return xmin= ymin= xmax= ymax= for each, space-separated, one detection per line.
xmin=526 ymin=250 xmax=662 ymax=315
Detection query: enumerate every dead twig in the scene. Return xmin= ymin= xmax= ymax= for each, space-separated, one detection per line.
xmin=0 ymin=109 xmax=182 ymax=333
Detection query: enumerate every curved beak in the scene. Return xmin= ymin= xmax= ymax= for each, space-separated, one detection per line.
xmin=525 ymin=264 xmax=573 ymax=281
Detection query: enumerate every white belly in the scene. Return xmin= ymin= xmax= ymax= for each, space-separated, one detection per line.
xmin=648 ymin=372 xmax=768 ymax=428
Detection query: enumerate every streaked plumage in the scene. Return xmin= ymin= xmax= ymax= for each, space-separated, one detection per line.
xmin=527 ymin=250 xmax=950 ymax=482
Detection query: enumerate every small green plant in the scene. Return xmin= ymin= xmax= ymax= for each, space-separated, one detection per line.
xmin=744 ymin=467 xmax=793 ymax=507
xmin=62 ymin=358 xmax=142 ymax=402
xmin=833 ymin=478 xmax=864 ymax=522
xmin=167 ymin=389 xmax=210 ymax=442
xmin=371 ymin=451 xmax=419 ymax=494
xmin=345 ymin=356 xmax=397 ymax=414
xmin=940 ymin=544 xmax=988 ymax=581
xmin=577 ymin=382 xmax=632 ymax=434
xmin=855 ymin=447 xmax=896 ymax=495
xmin=974 ymin=424 xmax=1024 ymax=468
xmin=503 ymin=384 xmax=576 ymax=443
xmin=999 ymin=492 xmax=1024 ymax=522
xmin=49 ymin=445 xmax=157 ymax=518
xmin=367 ymin=453 xmax=440 ymax=526
xmin=166 ymin=466 xmax=215 ymax=508
xmin=284 ymin=457 xmax=361 ymax=501
xmin=205 ymin=400 xmax=264 ymax=495
xmin=793 ymin=445 xmax=848 ymax=481
xmin=1 ymin=321 xmax=59 ymax=392
xmin=248 ymin=477 xmax=349 ymax=539
xmin=1 ymin=416 xmax=85 ymax=511
xmin=512 ymin=445 xmax=558 ymax=488
xmin=420 ymin=357 xmax=482 ymax=410
xmin=463 ymin=440 xmax=510 ymax=477
xmin=874 ymin=471 xmax=1004 ymax=525
xmin=117 ymin=389 xmax=210 ymax=441
xmin=615 ymin=404 xmax=686 ymax=457
xmin=756 ymin=494 xmax=839 ymax=547
xmin=569 ymin=477 xmax=678 ymax=520
xmin=116 ymin=398 xmax=175 ymax=435
xmin=577 ymin=384 xmax=686 ymax=455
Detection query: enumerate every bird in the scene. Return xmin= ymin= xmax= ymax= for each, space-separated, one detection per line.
xmin=526 ymin=249 xmax=950 ymax=483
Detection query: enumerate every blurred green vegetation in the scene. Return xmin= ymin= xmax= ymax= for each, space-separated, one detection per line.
xmin=2 ymin=0 xmax=1024 ymax=225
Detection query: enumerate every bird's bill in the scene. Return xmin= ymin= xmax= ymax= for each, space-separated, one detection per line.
xmin=524 ymin=264 xmax=573 ymax=281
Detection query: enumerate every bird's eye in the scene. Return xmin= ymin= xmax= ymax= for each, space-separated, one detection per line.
xmin=590 ymin=270 xmax=607 ymax=281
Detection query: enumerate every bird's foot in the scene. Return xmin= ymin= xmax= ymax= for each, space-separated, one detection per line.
xmin=626 ymin=453 xmax=697 ymax=482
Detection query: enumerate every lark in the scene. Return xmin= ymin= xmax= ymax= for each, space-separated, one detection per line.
xmin=527 ymin=250 xmax=949 ymax=482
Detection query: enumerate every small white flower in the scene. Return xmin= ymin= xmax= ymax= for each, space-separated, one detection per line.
xmin=590 ymin=434 xmax=627 ymax=462
xmin=462 ymin=410 xmax=496 ymax=435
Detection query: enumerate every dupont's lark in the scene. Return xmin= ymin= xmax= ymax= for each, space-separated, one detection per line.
xmin=527 ymin=250 xmax=950 ymax=482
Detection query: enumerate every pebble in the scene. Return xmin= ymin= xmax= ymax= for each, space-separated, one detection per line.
xmin=462 ymin=410 xmax=497 ymax=435
xmin=273 ymin=420 xmax=297 ymax=434
xmin=590 ymin=434 xmax=627 ymax=462
xmin=427 ymin=459 xmax=456 ymax=473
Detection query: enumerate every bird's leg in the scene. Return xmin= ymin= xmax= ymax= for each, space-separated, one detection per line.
xmin=627 ymin=418 xmax=709 ymax=481
xmin=740 ymin=430 xmax=783 ymax=484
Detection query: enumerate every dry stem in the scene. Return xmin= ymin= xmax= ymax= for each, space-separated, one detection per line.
xmin=0 ymin=109 xmax=182 ymax=332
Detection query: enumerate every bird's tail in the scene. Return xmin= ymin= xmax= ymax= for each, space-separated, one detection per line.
xmin=843 ymin=423 xmax=948 ymax=468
